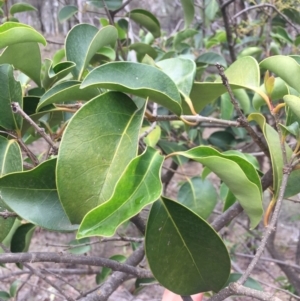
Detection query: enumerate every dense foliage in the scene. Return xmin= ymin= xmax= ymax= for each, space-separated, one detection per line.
xmin=0 ymin=0 xmax=300 ymax=300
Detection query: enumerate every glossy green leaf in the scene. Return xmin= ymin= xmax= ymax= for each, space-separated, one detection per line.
xmin=205 ymin=0 xmax=219 ymax=21
xmin=0 ymin=64 xmax=23 ymax=131
xmin=9 ymin=280 xmax=21 ymax=297
xmin=129 ymin=43 xmax=158 ymax=61
xmin=220 ymin=183 xmax=236 ymax=211
xmin=173 ymin=29 xmax=198 ymax=50
xmin=173 ymin=146 xmax=262 ymax=228
xmin=58 ymin=5 xmax=78 ymax=23
xmin=178 ymin=177 xmax=217 ymax=219
xmin=248 ymin=113 xmax=292 ymax=198
xmin=10 ymin=3 xmax=36 ymax=15
xmin=190 ymin=56 xmax=264 ymax=114
xmin=66 ymin=24 xmax=118 ymax=79
xmin=81 ymin=62 xmax=182 ymax=115
xmin=283 ymin=95 xmax=300 ymax=119
xmin=180 ymin=0 xmax=194 ymax=28
xmin=196 ymin=52 xmax=227 ymax=67
xmin=42 ymin=59 xmax=76 ymax=90
xmin=0 ymin=291 xmax=10 ymax=300
xmin=11 ymin=223 xmax=35 ymax=253
xmin=0 ymin=22 xmax=46 ymax=49
xmin=57 ymin=92 xmax=145 ymax=224
xmin=208 ymin=131 xmax=236 ymax=151
xmin=127 ymin=9 xmax=160 ymax=38
xmin=238 ymin=47 xmax=262 ymax=59
xmin=146 ymin=197 xmax=231 ymax=294
xmin=253 ymin=78 xmax=289 ymax=110
xmin=285 ymin=169 xmax=300 ymax=198
xmin=260 ymin=55 xmax=300 ymax=93
xmin=77 ymin=147 xmax=163 ymax=238
xmin=68 ymin=237 xmax=91 ymax=254
xmin=87 ymin=0 xmax=122 ymax=10
xmin=37 ymin=80 xmax=99 ymax=111
xmin=0 ymin=42 xmax=42 ymax=86
xmin=156 ymin=58 xmax=196 ymax=98
xmin=0 ymin=158 xmax=78 ymax=231
xmin=143 ymin=125 xmax=161 ymax=147
xmin=96 ymin=254 xmax=126 ymax=284
xmin=0 ymin=136 xmax=22 ymax=242
xmin=224 ymin=273 xmax=262 ymax=291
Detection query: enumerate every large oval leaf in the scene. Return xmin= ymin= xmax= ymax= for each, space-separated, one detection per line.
xmin=0 ymin=42 xmax=42 ymax=86
xmin=177 ymin=177 xmax=217 ymax=219
xmin=57 ymin=91 xmax=145 ymax=224
xmin=173 ymin=146 xmax=263 ymax=228
xmin=146 ymin=197 xmax=231 ymax=294
xmin=66 ymin=24 xmax=118 ymax=79
xmin=260 ymin=55 xmax=300 ymax=93
xmin=0 ymin=22 xmax=46 ymax=49
xmin=81 ymin=62 xmax=182 ymax=115
xmin=0 ymin=64 xmax=23 ymax=131
xmin=10 ymin=3 xmax=37 ymax=15
xmin=0 ymin=158 xmax=77 ymax=231
xmin=77 ymin=147 xmax=164 ymax=238
xmin=0 ymin=136 xmax=22 ymax=242
xmin=127 ymin=9 xmax=161 ymax=38
xmin=37 ymin=80 xmax=100 ymax=111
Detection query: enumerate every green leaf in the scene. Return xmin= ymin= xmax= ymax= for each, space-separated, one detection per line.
xmin=57 ymin=92 xmax=145 ymax=224
xmin=248 ymin=113 xmax=292 ymax=198
xmin=178 ymin=177 xmax=217 ymax=219
xmin=285 ymin=169 xmax=300 ymax=198
xmin=173 ymin=28 xmax=198 ymax=50
xmin=260 ymin=55 xmax=300 ymax=93
xmin=9 ymin=280 xmax=21 ymax=297
xmin=58 ymin=5 xmax=78 ymax=23
xmin=205 ymin=0 xmax=219 ymax=21
xmin=143 ymin=125 xmax=161 ymax=147
xmin=253 ymin=78 xmax=289 ymax=110
xmin=146 ymin=197 xmax=231 ymax=294
xmin=37 ymin=80 xmax=99 ymax=111
xmin=10 ymin=3 xmax=36 ymax=15
xmin=0 ymin=291 xmax=10 ymax=300
xmin=68 ymin=237 xmax=91 ymax=254
xmin=0 ymin=42 xmax=42 ymax=86
xmin=11 ymin=223 xmax=35 ymax=253
xmin=220 ymin=183 xmax=236 ymax=211
xmin=283 ymin=95 xmax=300 ymax=119
xmin=96 ymin=254 xmax=126 ymax=284
xmin=129 ymin=43 xmax=158 ymax=61
xmin=87 ymin=0 xmax=122 ymax=10
xmin=224 ymin=273 xmax=263 ymax=290
xmin=77 ymin=147 xmax=163 ymax=238
xmin=66 ymin=24 xmax=118 ymax=79
xmin=156 ymin=58 xmax=196 ymax=98
xmin=42 ymin=59 xmax=76 ymax=90
xmin=173 ymin=146 xmax=262 ymax=228
xmin=81 ymin=62 xmax=182 ymax=115
xmin=127 ymin=9 xmax=161 ymax=38
xmin=0 ymin=22 xmax=46 ymax=49
xmin=0 ymin=136 xmax=22 ymax=177
xmin=0 ymin=136 xmax=21 ymax=242
xmin=0 ymin=64 xmax=23 ymax=131
xmin=190 ymin=56 xmax=263 ymax=114
xmin=180 ymin=0 xmax=195 ymax=28
xmin=196 ymin=52 xmax=227 ymax=67
xmin=0 ymin=158 xmax=78 ymax=231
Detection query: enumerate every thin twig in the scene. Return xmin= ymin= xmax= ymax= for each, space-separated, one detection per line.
xmin=11 ymin=102 xmax=58 ymax=155
xmin=216 ymin=63 xmax=270 ymax=157
xmin=148 ymin=114 xmax=240 ymax=127
xmin=139 ymin=103 xmax=158 ymax=139
xmin=17 ymin=137 xmax=39 ymax=166
xmin=0 ymin=210 xmax=18 ymax=219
